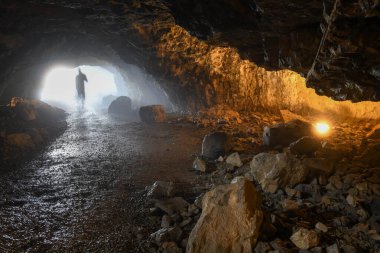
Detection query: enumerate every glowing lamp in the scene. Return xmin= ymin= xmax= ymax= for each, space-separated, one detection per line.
xmin=315 ymin=122 xmax=330 ymax=135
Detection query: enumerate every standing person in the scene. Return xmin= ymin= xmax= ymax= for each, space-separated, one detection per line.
xmin=76 ymin=68 xmax=88 ymax=105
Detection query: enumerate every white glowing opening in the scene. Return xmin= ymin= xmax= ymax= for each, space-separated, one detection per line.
xmin=40 ymin=65 xmax=117 ymax=109
xmin=315 ymin=122 xmax=330 ymax=135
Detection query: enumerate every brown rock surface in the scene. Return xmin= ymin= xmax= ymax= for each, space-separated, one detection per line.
xmin=187 ymin=179 xmax=263 ymax=253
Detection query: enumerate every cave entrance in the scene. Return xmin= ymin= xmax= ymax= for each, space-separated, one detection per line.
xmin=40 ymin=65 xmax=118 ymax=110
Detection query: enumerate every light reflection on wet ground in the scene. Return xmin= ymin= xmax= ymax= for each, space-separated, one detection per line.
xmin=0 ymin=109 xmax=205 ymax=252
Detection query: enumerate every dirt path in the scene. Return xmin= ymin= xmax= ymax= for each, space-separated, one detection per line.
xmin=0 ymin=110 xmax=207 ymax=252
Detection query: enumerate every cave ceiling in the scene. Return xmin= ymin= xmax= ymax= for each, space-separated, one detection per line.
xmin=0 ymin=0 xmax=379 ymax=104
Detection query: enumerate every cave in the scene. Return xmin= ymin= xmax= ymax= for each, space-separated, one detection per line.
xmin=0 ymin=0 xmax=379 ymax=252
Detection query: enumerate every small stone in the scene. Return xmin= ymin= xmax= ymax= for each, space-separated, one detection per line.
xmin=161 ymin=241 xmax=182 ymax=253
xmin=194 ymin=193 xmax=204 ymax=209
xmin=179 ymin=217 xmax=192 ymax=227
xmin=346 ymin=194 xmax=358 ymax=207
xmin=226 ymin=152 xmax=243 ymax=167
xmin=368 ymin=230 xmax=380 ymax=241
xmin=150 ymin=226 xmax=183 ymax=244
xmin=285 ymin=187 xmax=298 ymax=197
xmin=217 ymin=156 xmax=224 ymax=162
xmin=193 ymin=157 xmax=208 ymax=172
xmin=281 ymin=199 xmax=300 ymax=210
xmin=315 ymin=222 xmax=328 ymax=233
xmin=254 ymin=241 xmax=272 ymax=253
xmin=290 ymin=228 xmax=320 ymax=250
xmin=326 ymin=243 xmax=339 ymax=253
xmin=310 ymin=247 xmax=323 ymax=253
xmin=155 ymin=197 xmax=190 ymax=215
xmin=161 ymin=215 xmax=172 ymax=228
xmin=147 ymin=181 xmax=174 ymax=199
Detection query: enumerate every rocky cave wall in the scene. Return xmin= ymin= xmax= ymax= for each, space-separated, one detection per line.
xmin=0 ymin=0 xmax=379 ymax=120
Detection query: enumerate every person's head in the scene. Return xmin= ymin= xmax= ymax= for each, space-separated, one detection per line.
xmin=78 ymin=68 xmax=82 ymax=74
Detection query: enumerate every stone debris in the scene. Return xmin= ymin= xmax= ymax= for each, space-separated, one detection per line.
xmin=187 ymin=179 xmax=263 ymax=253
xmin=147 ymin=181 xmax=174 ymax=199
xmin=201 ymin=132 xmax=228 ymax=160
xmin=290 ymin=228 xmax=320 ymax=250
xmin=139 ymin=105 xmax=167 ymax=123
xmin=147 ymin=114 xmax=380 ymax=253
xmin=226 ymin=152 xmax=243 ymax=167
xmin=315 ymin=222 xmax=328 ymax=233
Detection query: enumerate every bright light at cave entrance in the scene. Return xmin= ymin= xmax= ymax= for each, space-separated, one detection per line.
xmin=315 ymin=122 xmax=330 ymax=135
xmin=41 ymin=65 xmax=117 ymax=109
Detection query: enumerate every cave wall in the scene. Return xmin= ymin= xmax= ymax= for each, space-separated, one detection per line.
xmin=0 ymin=0 xmax=379 ymax=120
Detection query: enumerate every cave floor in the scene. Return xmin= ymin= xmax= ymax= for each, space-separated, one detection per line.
xmin=0 ymin=109 xmax=208 ymax=252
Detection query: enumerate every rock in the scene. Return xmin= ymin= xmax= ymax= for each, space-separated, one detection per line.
xmin=231 ymin=176 xmax=248 ymax=184
xmin=326 ymin=244 xmax=339 ymax=253
xmin=147 ymin=181 xmax=174 ymax=199
xmin=161 ymin=215 xmax=172 ymax=228
xmin=201 ymin=132 xmax=228 ymax=160
xmin=162 ymin=241 xmax=182 ymax=253
xmin=192 ymin=157 xmax=208 ymax=172
xmin=290 ymin=228 xmax=320 ymax=250
xmin=302 ymin=158 xmax=335 ymax=176
xmin=139 ymin=105 xmax=167 ymax=123
xmin=254 ymin=241 xmax=272 ymax=253
xmin=315 ymin=222 xmax=328 ymax=233
xmin=341 ymin=245 xmax=357 ymax=253
xmin=360 ymin=143 xmax=380 ymax=167
xmin=263 ymin=119 xmax=313 ymax=147
xmin=150 ymin=226 xmax=183 ymax=244
xmin=179 ymin=218 xmax=192 ymax=227
xmin=290 ymin=137 xmax=321 ymax=155
xmin=102 ymin=94 xmax=118 ymax=107
xmin=281 ymin=199 xmax=300 ymax=210
xmin=187 ymin=179 xmax=263 ymax=253
xmin=250 ymin=152 xmax=308 ymax=192
xmin=108 ymin=96 xmax=132 ymax=117
xmin=155 ymin=197 xmax=190 ymax=215
xmin=194 ymin=193 xmax=204 ymax=209
xmin=310 ymin=247 xmax=323 ymax=253
xmin=346 ymin=194 xmax=358 ymax=207
xmin=226 ymin=152 xmax=243 ymax=167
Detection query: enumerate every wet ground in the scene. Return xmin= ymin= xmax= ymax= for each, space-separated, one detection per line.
xmin=0 ymin=109 xmax=207 ymax=252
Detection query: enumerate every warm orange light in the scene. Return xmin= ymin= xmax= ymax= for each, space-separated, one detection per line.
xmin=315 ymin=122 xmax=330 ymax=135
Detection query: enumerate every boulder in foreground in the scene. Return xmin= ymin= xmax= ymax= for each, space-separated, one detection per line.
xmin=187 ymin=179 xmax=263 ymax=253
xmin=139 ymin=105 xmax=167 ymax=123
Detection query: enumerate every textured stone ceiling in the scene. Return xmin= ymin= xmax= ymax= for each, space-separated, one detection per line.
xmin=0 ymin=0 xmax=379 ymax=108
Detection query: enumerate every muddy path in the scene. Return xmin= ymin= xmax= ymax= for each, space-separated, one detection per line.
xmin=0 ymin=110 xmax=208 ymax=252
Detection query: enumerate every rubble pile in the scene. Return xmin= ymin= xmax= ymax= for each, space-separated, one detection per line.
xmin=147 ymin=109 xmax=380 ymax=253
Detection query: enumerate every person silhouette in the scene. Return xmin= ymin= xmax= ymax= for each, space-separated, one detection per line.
xmin=76 ymin=68 xmax=88 ymax=104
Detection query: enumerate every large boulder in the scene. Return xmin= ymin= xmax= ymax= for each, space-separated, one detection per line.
xmin=201 ymin=132 xmax=228 ymax=160
xmin=187 ymin=179 xmax=263 ymax=253
xmin=139 ymin=105 xmax=167 ymax=123
xmin=250 ymin=152 xmax=308 ymax=192
xmin=9 ymin=97 xmax=66 ymax=122
xmin=108 ymin=96 xmax=132 ymax=117
xmin=263 ymin=119 xmax=313 ymax=147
